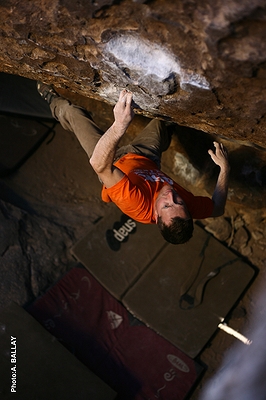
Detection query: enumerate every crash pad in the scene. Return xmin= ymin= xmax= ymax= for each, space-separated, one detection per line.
xmin=0 ymin=73 xmax=52 ymax=119
xmin=123 ymin=224 xmax=255 ymax=358
xmin=0 ymin=114 xmax=54 ymax=177
xmin=28 ymin=267 xmax=204 ymax=400
xmin=0 ymin=302 xmax=116 ymax=400
xmin=71 ymin=205 xmax=167 ymax=300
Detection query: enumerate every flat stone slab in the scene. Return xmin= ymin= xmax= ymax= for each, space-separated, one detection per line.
xmin=71 ymin=205 xmax=167 ymax=300
xmin=123 ymin=224 xmax=255 ymax=358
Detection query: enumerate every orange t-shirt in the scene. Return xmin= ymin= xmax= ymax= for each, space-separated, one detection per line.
xmin=101 ymin=154 xmax=213 ymax=224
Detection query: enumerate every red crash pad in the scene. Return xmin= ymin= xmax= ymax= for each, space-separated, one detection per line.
xmin=28 ymin=267 xmax=204 ymax=400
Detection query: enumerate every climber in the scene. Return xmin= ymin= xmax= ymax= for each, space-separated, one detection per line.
xmin=37 ymin=83 xmax=230 ymax=245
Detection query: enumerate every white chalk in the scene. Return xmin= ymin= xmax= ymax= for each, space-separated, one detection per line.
xmin=104 ymin=35 xmax=211 ymax=90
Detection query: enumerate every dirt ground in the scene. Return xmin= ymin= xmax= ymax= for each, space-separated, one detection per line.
xmin=0 ymin=102 xmax=266 ymax=398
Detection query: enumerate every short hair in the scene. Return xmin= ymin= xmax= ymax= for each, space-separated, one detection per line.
xmin=157 ymin=216 xmax=194 ymax=244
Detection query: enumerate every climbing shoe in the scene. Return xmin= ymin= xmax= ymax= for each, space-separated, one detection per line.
xmin=37 ymin=81 xmax=59 ymax=105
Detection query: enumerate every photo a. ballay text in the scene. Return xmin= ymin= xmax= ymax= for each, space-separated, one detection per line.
xmin=10 ymin=336 xmax=17 ymax=393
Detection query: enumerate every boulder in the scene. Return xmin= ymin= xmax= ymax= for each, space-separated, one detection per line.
xmin=0 ymin=0 xmax=266 ymax=147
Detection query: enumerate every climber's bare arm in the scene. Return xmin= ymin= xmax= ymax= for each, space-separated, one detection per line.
xmin=209 ymin=142 xmax=230 ymax=217
xmin=90 ymin=90 xmax=135 ymax=188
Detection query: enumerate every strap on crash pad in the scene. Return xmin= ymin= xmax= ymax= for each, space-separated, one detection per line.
xmin=179 ymin=234 xmax=240 ymax=310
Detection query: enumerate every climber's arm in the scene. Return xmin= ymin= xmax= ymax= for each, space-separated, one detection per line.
xmin=90 ymin=90 xmax=134 ymax=188
xmin=209 ymin=142 xmax=230 ymax=217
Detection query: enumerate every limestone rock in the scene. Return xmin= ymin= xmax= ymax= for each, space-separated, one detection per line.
xmin=251 ymin=230 xmax=264 ymax=241
xmin=232 ymin=226 xmax=250 ymax=249
xmin=0 ymin=0 xmax=266 ymax=147
xmin=204 ymin=217 xmax=232 ymax=242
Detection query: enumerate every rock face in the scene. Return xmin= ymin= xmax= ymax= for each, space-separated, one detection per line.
xmin=1 ymin=0 xmax=266 ymax=147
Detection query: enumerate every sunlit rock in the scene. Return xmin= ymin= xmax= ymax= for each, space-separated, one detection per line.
xmin=0 ymin=0 xmax=266 ymax=147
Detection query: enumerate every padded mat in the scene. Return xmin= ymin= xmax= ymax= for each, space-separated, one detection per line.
xmin=28 ymin=267 xmax=205 ymax=400
xmin=0 ymin=73 xmax=52 ymax=119
xmin=71 ymin=206 xmax=167 ymax=300
xmin=0 ymin=114 xmax=53 ymax=177
xmin=123 ymin=224 xmax=255 ymax=358
xmin=0 ymin=303 xmax=116 ymax=400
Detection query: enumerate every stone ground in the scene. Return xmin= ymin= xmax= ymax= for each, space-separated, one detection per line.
xmin=0 ymin=101 xmax=266 ymax=399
